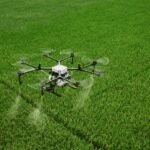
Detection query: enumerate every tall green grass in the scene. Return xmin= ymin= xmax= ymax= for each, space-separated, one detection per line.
xmin=0 ymin=0 xmax=150 ymax=149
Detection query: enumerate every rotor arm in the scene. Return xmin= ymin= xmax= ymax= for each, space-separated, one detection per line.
xmin=82 ymin=60 xmax=97 ymax=69
xmin=68 ymin=64 xmax=100 ymax=76
xmin=21 ymin=62 xmax=52 ymax=70
xmin=60 ymin=56 xmax=71 ymax=62
xmin=43 ymin=54 xmax=58 ymax=63
xmin=68 ymin=60 xmax=97 ymax=70
xmin=69 ymin=67 xmax=100 ymax=76
xmin=17 ymin=64 xmax=52 ymax=84
xmin=21 ymin=62 xmax=37 ymax=68
xmin=60 ymin=53 xmax=74 ymax=64
xmin=40 ymin=66 xmax=52 ymax=70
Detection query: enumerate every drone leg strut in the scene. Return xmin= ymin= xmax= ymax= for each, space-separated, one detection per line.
xmin=18 ymin=73 xmax=22 ymax=85
xmin=41 ymin=87 xmax=44 ymax=95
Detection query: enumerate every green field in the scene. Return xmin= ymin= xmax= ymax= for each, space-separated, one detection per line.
xmin=0 ymin=0 xmax=150 ymax=149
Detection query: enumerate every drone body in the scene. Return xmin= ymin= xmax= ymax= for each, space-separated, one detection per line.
xmin=51 ymin=64 xmax=69 ymax=86
xmin=17 ymin=51 xmax=100 ymax=96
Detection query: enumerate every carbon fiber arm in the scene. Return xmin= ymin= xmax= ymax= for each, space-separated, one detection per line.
xmin=17 ymin=63 xmax=52 ymax=84
xmin=68 ymin=64 xmax=100 ymax=76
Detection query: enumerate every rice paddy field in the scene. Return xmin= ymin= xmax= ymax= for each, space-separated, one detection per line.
xmin=0 ymin=0 xmax=150 ymax=149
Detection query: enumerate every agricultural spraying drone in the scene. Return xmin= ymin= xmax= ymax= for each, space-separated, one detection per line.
xmin=17 ymin=50 xmax=102 ymax=96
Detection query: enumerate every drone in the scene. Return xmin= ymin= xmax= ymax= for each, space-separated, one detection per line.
xmin=17 ymin=50 xmax=101 ymax=96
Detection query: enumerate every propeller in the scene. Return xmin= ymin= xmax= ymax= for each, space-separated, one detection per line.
xmin=88 ymin=65 xmax=105 ymax=76
xmin=96 ymin=57 xmax=109 ymax=65
xmin=12 ymin=52 xmax=40 ymax=67
xmin=12 ymin=58 xmax=27 ymax=67
xmin=81 ymin=56 xmax=109 ymax=65
xmin=60 ymin=50 xmax=74 ymax=55
xmin=42 ymin=49 xmax=56 ymax=56
xmin=17 ymin=68 xmax=30 ymax=74
xmin=60 ymin=50 xmax=78 ymax=58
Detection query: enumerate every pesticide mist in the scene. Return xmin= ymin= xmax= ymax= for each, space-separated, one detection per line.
xmin=7 ymin=88 xmax=22 ymax=118
xmin=8 ymin=95 xmax=21 ymax=118
xmin=28 ymin=96 xmax=47 ymax=130
xmin=74 ymin=76 xmax=94 ymax=110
